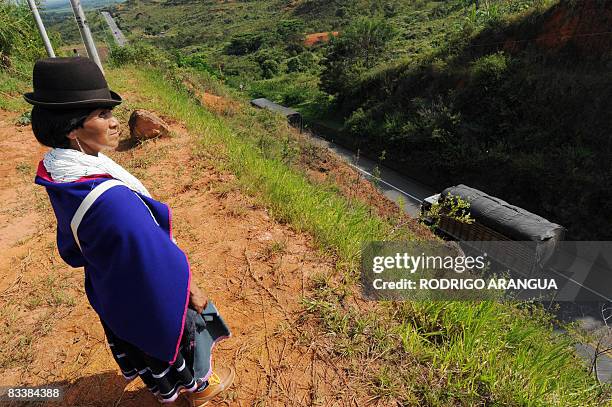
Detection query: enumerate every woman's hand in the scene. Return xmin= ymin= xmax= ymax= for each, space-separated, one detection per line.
xmin=189 ymin=284 xmax=208 ymax=314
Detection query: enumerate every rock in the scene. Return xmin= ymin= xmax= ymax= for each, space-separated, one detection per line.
xmin=128 ymin=109 xmax=170 ymax=141
xmin=257 ymin=232 xmax=273 ymax=242
xmin=0 ymin=53 xmax=11 ymax=70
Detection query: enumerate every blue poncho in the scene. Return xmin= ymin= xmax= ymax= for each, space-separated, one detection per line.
xmin=35 ymin=161 xmax=191 ymax=363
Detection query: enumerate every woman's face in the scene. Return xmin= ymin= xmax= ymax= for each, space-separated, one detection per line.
xmin=68 ymin=108 xmax=120 ymax=155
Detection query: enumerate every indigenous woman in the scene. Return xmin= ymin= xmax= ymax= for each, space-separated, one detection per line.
xmin=25 ymin=57 xmax=234 ymax=406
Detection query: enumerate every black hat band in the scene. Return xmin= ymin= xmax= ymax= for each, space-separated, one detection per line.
xmin=32 ymin=87 xmax=112 ymax=103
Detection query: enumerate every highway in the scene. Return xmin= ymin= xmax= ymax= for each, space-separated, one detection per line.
xmin=101 ymin=11 xmax=127 ymax=47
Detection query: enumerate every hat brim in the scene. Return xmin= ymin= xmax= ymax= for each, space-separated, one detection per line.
xmin=23 ymin=90 xmax=122 ymax=109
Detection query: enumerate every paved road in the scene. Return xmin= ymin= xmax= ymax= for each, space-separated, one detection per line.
xmin=101 ymin=11 xmax=127 ymax=47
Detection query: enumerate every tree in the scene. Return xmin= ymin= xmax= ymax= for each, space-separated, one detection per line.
xmin=276 ymin=19 xmax=304 ymax=44
xmin=261 ymin=59 xmax=280 ymax=79
xmin=225 ymin=33 xmax=265 ymax=56
xmin=287 ymin=52 xmax=316 ymax=73
xmin=320 ymin=17 xmax=396 ymax=98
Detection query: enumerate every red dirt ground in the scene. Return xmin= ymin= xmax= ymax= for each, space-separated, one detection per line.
xmin=537 ymin=0 xmax=612 ymax=55
xmin=0 ymin=108 xmax=378 ymax=406
xmin=198 ymin=91 xmax=239 ymax=117
xmin=503 ymin=0 xmax=612 ymax=57
xmin=304 ymin=32 xmax=339 ymax=47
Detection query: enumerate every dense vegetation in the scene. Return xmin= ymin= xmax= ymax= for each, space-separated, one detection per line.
xmin=99 ymin=0 xmax=612 ymax=240
xmin=0 ymin=0 xmax=57 ymax=109
xmin=333 ymin=0 xmax=612 ymax=241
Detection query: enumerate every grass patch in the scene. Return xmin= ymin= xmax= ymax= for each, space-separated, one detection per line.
xmin=0 ymin=267 xmax=77 ymax=370
xmin=0 ymin=69 xmax=30 ymax=112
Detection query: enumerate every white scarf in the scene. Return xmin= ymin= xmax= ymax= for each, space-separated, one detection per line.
xmin=43 ymin=148 xmax=152 ymax=198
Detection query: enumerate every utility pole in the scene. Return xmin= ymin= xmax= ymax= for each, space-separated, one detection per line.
xmin=69 ymin=0 xmax=104 ymax=74
xmin=26 ymin=0 xmax=55 ymax=57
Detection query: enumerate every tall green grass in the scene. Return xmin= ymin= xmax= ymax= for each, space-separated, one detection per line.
xmin=0 ymin=0 xmax=46 ymax=63
xmin=0 ymin=0 xmax=59 ymax=111
xmin=106 ymin=65 xmax=610 ymax=406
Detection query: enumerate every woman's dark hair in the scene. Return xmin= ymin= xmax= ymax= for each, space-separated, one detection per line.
xmin=31 ymin=106 xmax=95 ymax=148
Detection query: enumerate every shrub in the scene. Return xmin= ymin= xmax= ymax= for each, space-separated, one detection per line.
xmin=419 ymin=193 xmax=474 ymax=232
xmin=345 ymin=107 xmax=373 ymax=139
xmin=285 ymin=42 xmax=306 ymax=56
xmin=286 ymin=56 xmax=305 ymax=73
xmin=276 ymin=19 xmax=305 ymax=43
xmin=261 ymin=59 xmax=280 ymax=79
xmin=320 ymin=17 xmax=397 ymax=97
xmin=471 ymin=51 xmax=510 ymax=82
xmin=287 ymin=52 xmax=316 ymax=73
xmin=413 ymin=97 xmax=461 ymax=144
xmin=177 ymin=53 xmax=216 ymax=75
xmin=109 ymin=42 xmax=173 ymax=68
xmin=281 ymin=87 xmax=306 ymax=106
xmin=225 ymin=33 xmax=266 ymax=56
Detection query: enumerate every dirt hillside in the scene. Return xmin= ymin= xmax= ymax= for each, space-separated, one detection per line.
xmin=304 ymin=32 xmax=339 ymax=47
xmin=535 ymin=0 xmax=612 ymax=56
xmin=0 ymin=108 xmax=374 ymax=406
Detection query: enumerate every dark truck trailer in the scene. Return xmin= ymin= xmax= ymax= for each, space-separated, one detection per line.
xmin=250 ymin=98 xmax=303 ymax=131
xmin=421 ymin=184 xmax=566 ymax=276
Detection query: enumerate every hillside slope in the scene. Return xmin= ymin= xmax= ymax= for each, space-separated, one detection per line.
xmin=0 ymin=61 xmax=609 ymax=405
xmin=5 ymin=0 xmax=611 ymax=404
xmin=338 ymin=0 xmax=612 ymax=240
xmin=106 ymin=0 xmax=612 ymax=240
xmin=0 ymin=106 xmax=369 ymax=406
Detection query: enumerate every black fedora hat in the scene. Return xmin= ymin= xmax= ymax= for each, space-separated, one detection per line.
xmin=23 ymin=57 xmax=122 ymax=109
